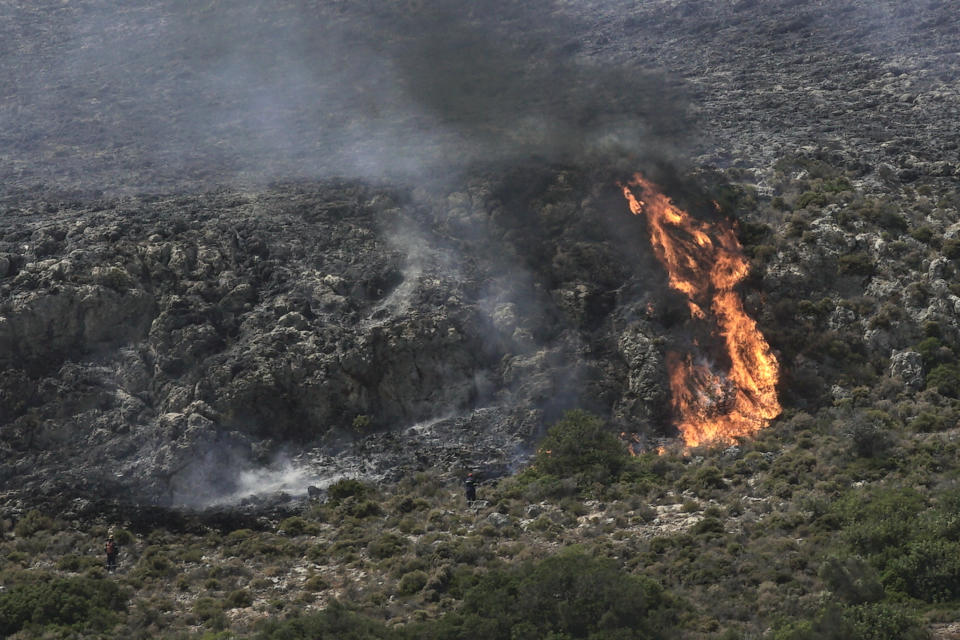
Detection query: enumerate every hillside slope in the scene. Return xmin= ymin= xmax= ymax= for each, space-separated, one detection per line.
xmin=2 ymin=0 xmax=960 ymax=638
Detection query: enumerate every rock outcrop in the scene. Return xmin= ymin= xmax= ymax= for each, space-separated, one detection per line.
xmin=0 ymin=174 xmax=678 ymax=509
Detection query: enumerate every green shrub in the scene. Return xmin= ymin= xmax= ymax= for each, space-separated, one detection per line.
xmin=796 ymin=191 xmax=828 ymax=209
xmin=180 ymin=547 xmax=205 ymax=563
xmin=926 ymin=364 xmax=960 ymax=398
xmin=193 ymin=597 xmax=227 ymax=629
xmin=883 ymin=539 xmax=960 ymax=602
xmin=112 ymin=528 xmax=134 ymax=545
xmin=304 ymin=575 xmax=329 ymax=592
xmin=837 ymin=252 xmax=875 ymax=276
xmin=394 ymin=495 xmax=429 ymax=514
xmin=692 ymin=517 xmax=725 ymax=536
xmin=279 ymin=516 xmax=319 ymax=536
xmin=910 ymin=410 xmax=952 ymax=432
xmin=916 ymin=336 xmax=949 ymax=367
xmin=687 ymin=465 xmax=727 ymax=494
xmin=909 ymin=225 xmax=936 ymax=244
xmin=0 ymin=576 xmax=126 ymax=636
xmin=14 ymin=510 xmax=54 ymax=537
xmin=835 ymin=487 xmax=927 ymax=565
xmin=224 ymin=589 xmax=253 ymax=609
xmin=416 ymin=546 xmax=678 ymax=640
xmin=856 ymin=200 xmax=908 ymax=232
xmin=843 ymin=411 xmax=896 ymax=459
xmin=770 ymin=603 xmax=926 ymax=640
xmin=134 ymin=547 xmax=177 ymax=579
xmin=739 ymin=220 xmax=773 ymax=247
xmin=841 ymin=602 xmax=928 ymax=640
xmin=823 ymin=177 xmax=852 ymax=193
xmin=943 ymin=237 xmax=960 ymax=260
xmin=228 ymin=532 xmax=296 ymax=559
xmin=56 ymin=554 xmax=100 ymax=572
xmin=818 ymin=556 xmax=883 ymax=604
xmin=351 ymin=414 xmax=372 ymax=434
xmin=532 ymin=410 xmax=630 ymax=484
xmin=368 ymin=533 xmax=408 ymax=560
xmin=328 ymin=479 xmax=369 ymax=503
xmin=254 ymin=600 xmax=392 ymax=639
xmin=397 ymin=570 xmax=429 ymax=596
xmin=338 ymin=498 xmax=382 ymax=519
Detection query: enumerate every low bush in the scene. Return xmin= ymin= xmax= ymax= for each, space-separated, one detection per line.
xmin=835 ymin=487 xmax=926 ymax=562
xmin=818 ymin=556 xmax=883 ymax=604
xmin=304 ymin=575 xmax=328 ymax=592
xmin=368 ymin=533 xmax=408 ymax=560
xmin=942 ymin=237 xmax=960 ymax=260
xmin=837 ymin=252 xmax=874 ymax=277
xmin=337 ymin=498 xmax=382 ymax=519
xmin=134 ymin=547 xmax=177 ymax=579
xmin=843 ymin=411 xmax=896 ymax=459
xmin=910 ymin=410 xmax=953 ymax=432
xmin=926 ymin=363 xmax=960 ymax=398
xmin=397 ymin=570 xmax=429 ymax=596
xmin=327 ymin=479 xmax=369 ymax=503
xmin=13 ymin=510 xmax=54 ymax=538
xmin=692 ymin=517 xmax=725 ymax=536
xmin=254 ymin=599 xmax=392 ymax=639
xmin=56 ymin=554 xmax=101 ymax=572
xmin=0 ymin=576 xmax=126 ymax=636
xmin=770 ymin=603 xmax=927 ymax=640
xmin=224 ymin=589 xmax=253 ymax=609
xmin=531 ymin=410 xmax=630 ymax=485
xmin=796 ymin=191 xmax=828 ymax=209
xmin=279 ymin=516 xmax=320 ymax=536
xmin=193 ymin=597 xmax=227 ymax=629
xmin=405 ymin=546 xmax=678 ymax=639
xmin=883 ymin=538 xmax=960 ymax=602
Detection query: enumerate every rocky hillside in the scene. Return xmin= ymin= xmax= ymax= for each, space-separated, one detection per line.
xmin=1 ymin=167 xmax=680 ymax=510
xmin=1 ymin=0 xmax=959 ymax=510
xmin=2 ymin=0 xmax=960 ymax=637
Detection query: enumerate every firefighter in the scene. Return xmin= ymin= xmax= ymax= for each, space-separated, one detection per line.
xmin=105 ymin=536 xmax=118 ymax=572
xmin=464 ymin=473 xmax=477 ymax=503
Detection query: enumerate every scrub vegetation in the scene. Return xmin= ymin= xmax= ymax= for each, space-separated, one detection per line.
xmin=5 ymin=402 xmax=960 ymax=639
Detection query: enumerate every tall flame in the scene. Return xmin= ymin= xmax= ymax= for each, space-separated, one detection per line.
xmin=620 ymin=173 xmax=780 ymax=446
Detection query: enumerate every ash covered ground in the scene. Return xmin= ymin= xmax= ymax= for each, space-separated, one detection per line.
xmin=1 ymin=0 xmax=959 ymax=515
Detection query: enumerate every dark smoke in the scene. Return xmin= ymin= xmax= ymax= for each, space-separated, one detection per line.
xmin=0 ymin=0 xmax=692 ymax=196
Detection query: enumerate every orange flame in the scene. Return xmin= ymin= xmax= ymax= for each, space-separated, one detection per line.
xmin=620 ymin=173 xmax=780 ymax=447
xmin=619 ymin=432 xmax=641 ymax=457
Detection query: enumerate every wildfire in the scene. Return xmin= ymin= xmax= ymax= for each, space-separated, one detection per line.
xmin=619 ymin=432 xmax=641 ymax=457
xmin=620 ymin=173 xmax=781 ymax=447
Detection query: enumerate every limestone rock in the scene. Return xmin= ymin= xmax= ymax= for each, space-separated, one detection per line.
xmin=889 ymin=350 xmax=924 ymax=389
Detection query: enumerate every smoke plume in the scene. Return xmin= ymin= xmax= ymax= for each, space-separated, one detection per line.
xmin=1 ymin=0 xmax=691 ymax=195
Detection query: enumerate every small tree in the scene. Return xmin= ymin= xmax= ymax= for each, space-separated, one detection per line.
xmin=534 ymin=410 xmax=630 ymax=484
xmin=844 ymin=410 xmax=895 ymax=459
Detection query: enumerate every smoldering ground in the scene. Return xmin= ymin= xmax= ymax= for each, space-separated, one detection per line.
xmin=0 ymin=0 xmax=692 ymax=197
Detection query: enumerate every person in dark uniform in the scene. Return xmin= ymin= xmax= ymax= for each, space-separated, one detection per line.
xmin=105 ymin=536 xmax=118 ymax=572
xmin=464 ymin=473 xmax=477 ymax=502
